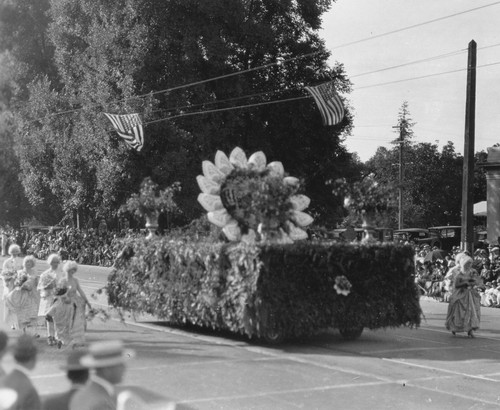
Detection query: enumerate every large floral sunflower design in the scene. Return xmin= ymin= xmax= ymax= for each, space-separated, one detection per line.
xmin=197 ymin=147 xmax=313 ymax=242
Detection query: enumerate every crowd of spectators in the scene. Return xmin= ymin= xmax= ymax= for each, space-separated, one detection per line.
xmin=0 ymin=226 xmax=141 ymax=267
xmin=414 ymin=243 xmax=500 ymax=308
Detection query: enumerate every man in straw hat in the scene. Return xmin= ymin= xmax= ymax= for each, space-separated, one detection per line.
xmin=0 ymin=334 xmax=41 ymax=410
xmin=42 ymin=350 xmax=90 ymax=410
xmin=69 ymin=340 xmax=134 ymax=410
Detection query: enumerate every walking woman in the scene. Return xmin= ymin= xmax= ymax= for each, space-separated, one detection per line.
xmin=5 ymin=255 xmax=40 ymax=334
xmin=46 ymin=261 xmax=91 ymax=349
xmin=1 ymin=244 xmax=22 ymax=328
xmin=38 ymin=253 xmax=60 ymax=345
xmin=445 ymin=255 xmax=481 ymax=337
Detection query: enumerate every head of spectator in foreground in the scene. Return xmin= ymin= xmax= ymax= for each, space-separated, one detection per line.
xmin=63 ymin=260 xmax=78 ymax=276
xmin=47 ymin=253 xmax=61 ymax=270
xmin=7 ymin=244 xmax=20 ymax=258
xmin=0 ymin=331 xmax=8 ymax=361
xmin=62 ymin=350 xmax=89 ymax=386
xmin=81 ymin=340 xmax=135 ymax=385
xmin=22 ymin=255 xmax=36 ymax=271
xmin=12 ymin=334 xmax=37 ymax=371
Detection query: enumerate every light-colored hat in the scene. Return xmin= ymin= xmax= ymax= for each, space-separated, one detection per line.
xmin=0 ymin=388 xmax=17 ymax=409
xmin=80 ymin=340 xmax=135 ymax=368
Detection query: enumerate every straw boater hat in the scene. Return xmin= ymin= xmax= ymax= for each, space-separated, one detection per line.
xmin=80 ymin=340 xmax=135 ymax=368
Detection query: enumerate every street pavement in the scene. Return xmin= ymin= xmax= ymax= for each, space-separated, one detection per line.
xmin=1 ymin=256 xmax=500 ymax=409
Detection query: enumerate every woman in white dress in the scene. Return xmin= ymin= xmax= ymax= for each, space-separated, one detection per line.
xmin=1 ymin=244 xmax=21 ymax=328
xmin=5 ymin=255 xmax=40 ymax=334
xmin=37 ymin=253 xmax=60 ymax=345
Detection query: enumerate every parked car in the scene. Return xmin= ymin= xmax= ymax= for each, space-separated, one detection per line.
xmin=332 ymin=227 xmax=393 ymax=243
xmin=393 ymin=228 xmax=442 ymax=248
xmin=427 ymin=226 xmax=461 ymax=252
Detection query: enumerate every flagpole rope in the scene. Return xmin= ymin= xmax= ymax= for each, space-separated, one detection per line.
xmin=25 ymin=2 xmax=500 ymax=125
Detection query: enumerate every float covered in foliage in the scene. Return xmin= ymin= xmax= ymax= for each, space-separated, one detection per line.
xmin=107 ymin=237 xmax=421 ymax=342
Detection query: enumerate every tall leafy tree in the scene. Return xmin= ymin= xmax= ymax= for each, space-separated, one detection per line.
xmin=11 ymin=0 xmax=356 ymax=227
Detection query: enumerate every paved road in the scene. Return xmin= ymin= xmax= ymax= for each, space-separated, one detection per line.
xmin=1 ymin=256 xmax=500 ymax=409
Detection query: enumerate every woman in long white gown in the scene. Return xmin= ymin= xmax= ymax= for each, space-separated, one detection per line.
xmin=1 ymin=244 xmax=21 ymax=328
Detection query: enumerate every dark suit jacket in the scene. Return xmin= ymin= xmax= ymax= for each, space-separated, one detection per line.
xmin=42 ymin=387 xmax=80 ymax=410
xmin=1 ymin=368 xmax=41 ymax=410
xmin=69 ymin=381 xmax=116 ymax=410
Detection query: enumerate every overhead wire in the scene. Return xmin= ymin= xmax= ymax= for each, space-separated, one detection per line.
xmin=144 ymin=60 xmax=500 ymax=124
xmin=26 ymin=1 xmax=500 ymax=125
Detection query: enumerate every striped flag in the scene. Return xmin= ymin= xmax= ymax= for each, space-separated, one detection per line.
xmin=104 ymin=113 xmax=144 ymax=151
xmin=305 ymin=81 xmax=344 ymax=126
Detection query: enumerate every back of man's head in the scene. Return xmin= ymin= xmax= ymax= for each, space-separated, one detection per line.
xmin=13 ymin=335 xmax=37 ymax=366
xmin=0 ymin=331 xmax=8 ymax=358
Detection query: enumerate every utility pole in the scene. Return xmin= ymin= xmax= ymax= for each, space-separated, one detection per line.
xmin=392 ymin=124 xmax=405 ymax=229
xmin=461 ymin=40 xmax=477 ymax=253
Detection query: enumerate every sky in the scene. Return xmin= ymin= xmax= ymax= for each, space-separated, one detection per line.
xmin=320 ymin=0 xmax=500 ymax=162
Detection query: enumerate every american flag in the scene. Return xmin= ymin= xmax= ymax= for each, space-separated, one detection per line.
xmin=305 ymin=81 xmax=344 ymax=126
xmin=104 ymin=113 xmax=144 ymax=151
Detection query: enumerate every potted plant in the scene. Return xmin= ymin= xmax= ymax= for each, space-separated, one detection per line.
xmin=332 ymin=174 xmax=396 ymax=242
xmin=120 ymin=177 xmax=181 ymax=239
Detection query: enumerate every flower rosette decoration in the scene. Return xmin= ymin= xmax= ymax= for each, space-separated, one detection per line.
xmin=334 ymin=275 xmax=352 ymax=296
xmin=197 ymin=147 xmax=313 ymax=242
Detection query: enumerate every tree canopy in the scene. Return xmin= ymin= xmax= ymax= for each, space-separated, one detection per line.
xmin=1 ymin=0 xmax=360 ymax=228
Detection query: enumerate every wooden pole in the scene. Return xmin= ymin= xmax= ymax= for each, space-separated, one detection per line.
xmin=398 ymin=125 xmax=404 ymax=230
xmin=461 ymin=40 xmax=476 ymax=253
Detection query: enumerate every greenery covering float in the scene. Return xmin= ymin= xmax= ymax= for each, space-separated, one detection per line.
xmin=197 ymin=147 xmax=313 ymax=243
xmin=105 ymin=147 xmax=421 ymax=344
xmin=107 ymin=239 xmax=421 ymax=343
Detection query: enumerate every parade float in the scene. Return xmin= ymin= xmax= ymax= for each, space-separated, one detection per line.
xmin=107 ymin=147 xmax=421 ymax=343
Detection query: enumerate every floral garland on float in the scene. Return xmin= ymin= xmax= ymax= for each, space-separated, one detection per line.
xmin=197 ymin=147 xmax=314 ymax=243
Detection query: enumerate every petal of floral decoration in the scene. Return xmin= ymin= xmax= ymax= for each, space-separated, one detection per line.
xmin=267 ymin=162 xmax=285 ymax=177
xmin=196 ymin=175 xmax=220 ymax=195
xmin=278 ymin=229 xmax=294 ymax=244
xmin=292 ymin=210 xmax=314 ymax=227
xmin=241 ymin=229 xmax=257 ymax=243
xmin=197 ymin=193 xmax=223 ymax=212
xmin=287 ymin=225 xmax=308 ymax=240
xmin=202 ymin=160 xmax=226 ymax=183
xmin=283 ymin=176 xmax=300 ymax=186
xmin=222 ymin=222 xmax=241 ymax=241
xmin=248 ymin=151 xmax=267 ymax=171
xmin=290 ymin=194 xmax=310 ymax=211
xmin=214 ymin=150 xmax=234 ymax=175
xmin=229 ymin=147 xmax=247 ymax=168
xmin=207 ymin=209 xmax=232 ymax=227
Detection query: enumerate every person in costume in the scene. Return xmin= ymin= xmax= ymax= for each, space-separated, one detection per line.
xmin=37 ymin=253 xmax=60 ymax=346
xmin=5 ymin=256 xmax=40 ymax=335
xmin=445 ymin=255 xmax=481 ymax=337
xmin=46 ymin=261 xmax=91 ymax=349
xmin=1 ymin=244 xmax=22 ymax=328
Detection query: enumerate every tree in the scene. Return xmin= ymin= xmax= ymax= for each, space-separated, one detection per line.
xmin=10 ymin=0 xmax=357 ymax=227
